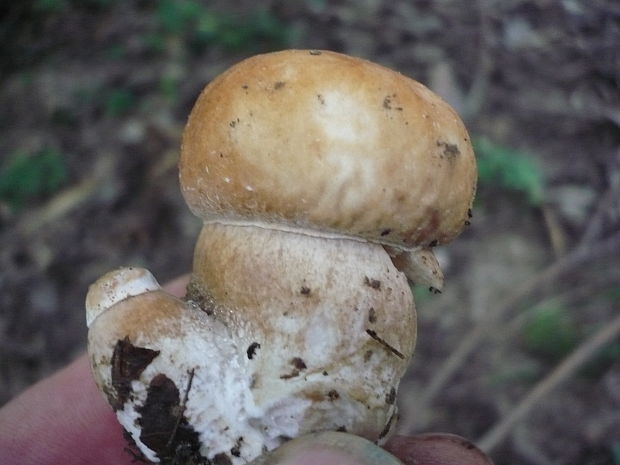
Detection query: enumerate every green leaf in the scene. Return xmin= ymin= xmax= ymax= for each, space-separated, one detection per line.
xmin=152 ymin=0 xmax=290 ymax=54
xmin=157 ymin=0 xmax=204 ymax=34
xmin=159 ymin=75 xmax=179 ymax=101
xmin=104 ymin=88 xmax=135 ymax=117
xmin=34 ymin=0 xmax=69 ymax=13
xmin=0 ymin=148 xmax=67 ymax=210
xmin=474 ymin=136 xmax=544 ymax=205
xmin=611 ymin=442 xmax=620 ymax=465
xmin=523 ymin=303 xmax=579 ymax=363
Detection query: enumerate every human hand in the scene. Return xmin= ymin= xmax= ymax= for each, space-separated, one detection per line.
xmin=0 ymin=275 xmax=191 ymax=465
xmin=0 ymin=276 xmax=492 ymax=465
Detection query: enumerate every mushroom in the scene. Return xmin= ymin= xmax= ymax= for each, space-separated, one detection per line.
xmin=86 ymin=50 xmax=476 ymax=465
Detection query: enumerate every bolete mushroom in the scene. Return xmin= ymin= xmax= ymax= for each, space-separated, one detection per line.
xmin=86 ymin=50 xmax=476 ymax=465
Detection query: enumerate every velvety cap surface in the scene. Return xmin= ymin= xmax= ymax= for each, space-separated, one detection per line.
xmin=180 ymin=50 xmax=476 ymax=247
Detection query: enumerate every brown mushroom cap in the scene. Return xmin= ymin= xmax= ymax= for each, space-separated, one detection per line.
xmin=180 ymin=49 xmax=476 ymax=248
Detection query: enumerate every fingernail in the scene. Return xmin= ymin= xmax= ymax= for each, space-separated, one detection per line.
xmin=250 ymin=432 xmax=404 ymax=465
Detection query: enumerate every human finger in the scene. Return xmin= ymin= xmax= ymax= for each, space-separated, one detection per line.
xmin=247 ymin=431 xmax=493 ymax=465
xmin=385 ymin=433 xmax=494 ymax=465
xmin=0 ymin=275 xmax=190 ymax=465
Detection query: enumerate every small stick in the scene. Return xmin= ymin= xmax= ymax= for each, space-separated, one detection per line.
xmin=477 ymin=310 xmax=620 ymax=452
xmin=418 ymin=230 xmax=620 ymax=412
xmin=366 ymin=329 xmax=405 ymax=359
xmin=166 ymin=368 xmax=196 ymax=450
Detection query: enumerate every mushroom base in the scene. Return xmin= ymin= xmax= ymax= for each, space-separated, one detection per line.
xmin=86 ymin=222 xmax=417 ymax=464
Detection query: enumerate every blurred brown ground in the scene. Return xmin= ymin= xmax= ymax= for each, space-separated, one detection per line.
xmin=1 ymin=1 xmax=619 ymax=464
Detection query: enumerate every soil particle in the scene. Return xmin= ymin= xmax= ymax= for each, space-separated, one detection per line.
xmin=246 ymin=342 xmax=260 ymax=360
xmin=230 ymin=437 xmax=243 ymax=458
xmin=110 ymin=337 xmax=160 ymax=411
xmin=213 ymin=453 xmax=233 ymax=465
xmin=364 ymin=276 xmax=381 ymax=290
xmin=327 ymin=389 xmax=340 ymax=400
xmin=383 ymin=93 xmax=401 ymax=110
xmin=136 ymin=373 xmax=203 ymax=463
xmin=280 ymin=357 xmax=307 ymax=379
xmin=436 ymin=140 xmax=460 ymax=158
xmin=185 ymin=281 xmax=216 ymax=316
xmin=290 ymin=357 xmax=307 ymax=371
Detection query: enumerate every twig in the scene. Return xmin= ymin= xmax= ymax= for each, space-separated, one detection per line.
xmin=366 ymin=329 xmax=405 ymax=359
xmin=16 ymin=175 xmax=101 ymax=237
xmin=166 ymin=368 xmax=195 ymax=450
xmin=416 ymin=231 xmax=620 ymax=415
xmin=3 ymin=156 xmax=114 ymax=239
xmin=477 ymin=308 xmax=620 ymax=452
xmin=512 ymin=424 xmax=555 ymax=465
xmin=461 ymin=0 xmax=494 ymax=118
xmin=503 ymin=270 xmax=620 ymax=338
xmin=541 ymin=205 xmax=568 ymax=257
xmin=578 ymin=176 xmax=620 ymax=248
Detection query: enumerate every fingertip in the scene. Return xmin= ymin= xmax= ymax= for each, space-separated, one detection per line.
xmin=385 ymin=433 xmax=494 ymax=465
xmin=163 ymin=274 xmax=191 ymax=298
xmin=0 ymin=354 xmax=134 ymax=465
xmin=251 ymin=432 xmax=403 ymax=465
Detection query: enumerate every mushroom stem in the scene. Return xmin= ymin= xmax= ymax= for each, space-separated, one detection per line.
xmin=188 ymin=221 xmax=415 ymax=436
